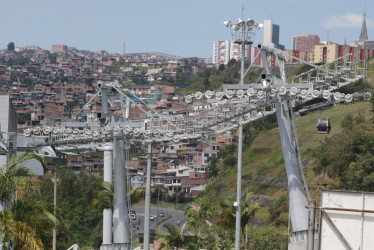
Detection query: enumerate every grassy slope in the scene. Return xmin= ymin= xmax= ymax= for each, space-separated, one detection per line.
xmin=205 ymin=58 xmax=374 ymax=227
xmin=209 ymin=101 xmax=373 ymax=228
xmin=214 ymin=101 xmax=372 ymax=199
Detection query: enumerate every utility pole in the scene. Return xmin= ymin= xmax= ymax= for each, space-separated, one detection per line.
xmin=234 ymin=25 xmax=245 ymax=250
xmin=157 ymin=186 xmax=160 ymax=223
xmin=53 ymin=167 xmax=57 ymax=250
xmin=223 ymin=17 xmax=261 ymax=250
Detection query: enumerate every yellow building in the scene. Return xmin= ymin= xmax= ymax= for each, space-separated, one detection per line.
xmin=314 ymin=44 xmax=339 ymax=64
xmin=313 ymin=44 xmax=368 ymax=64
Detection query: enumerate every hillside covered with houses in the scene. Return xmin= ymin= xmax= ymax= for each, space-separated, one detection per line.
xmin=0 ymin=44 xmax=235 ymax=200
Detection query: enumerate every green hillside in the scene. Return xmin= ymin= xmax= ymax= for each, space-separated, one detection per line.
xmin=202 ymin=58 xmax=374 ymax=233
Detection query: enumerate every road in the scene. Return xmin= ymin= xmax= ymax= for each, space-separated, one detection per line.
xmin=131 ymin=205 xmax=186 ymax=234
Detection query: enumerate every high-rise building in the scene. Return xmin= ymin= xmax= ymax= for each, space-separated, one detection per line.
xmin=212 ymin=41 xmax=250 ymax=65
xmin=292 ymin=34 xmax=320 ymax=52
xmin=212 ymin=41 xmax=230 ymax=65
xmin=229 ymin=42 xmax=241 ymax=61
xmin=263 ymin=19 xmax=285 ymax=49
xmin=248 ymin=44 xmax=261 ymax=66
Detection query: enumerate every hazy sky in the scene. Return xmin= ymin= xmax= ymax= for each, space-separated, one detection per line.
xmin=0 ymin=0 xmax=372 ymax=58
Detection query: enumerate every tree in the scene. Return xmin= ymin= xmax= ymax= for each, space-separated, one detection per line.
xmin=206 ymin=157 xmax=218 ymax=178
xmin=156 ymin=223 xmax=191 ymax=249
xmin=342 ymin=154 xmax=374 ymax=191
xmin=118 ymin=57 xmax=127 ymax=66
xmin=340 ymin=114 xmax=354 ymax=132
xmin=108 ymin=64 xmax=121 ymax=73
xmin=313 ymin=121 xmax=374 ymax=190
xmin=223 ymin=155 xmax=237 ymax=167
xmin=7 ymin=42 xmax=15 ymax=52
xmin=217 ymin=193 xmax=258 ymax=234
xmin=12 ymin=197 xmax=57 ymax=249
xmin=268 ymin=194 xmax=288 ymax=225
xmin=246 ymin=226 xmax=288 ymax=250
xmin=19 ymin=112 xmax=32 ymax=123
xmin=90 ymin=182 xmax=113 ymax=210
xmin=0 ymin=154 xmax=41 ymax=208
xmin=0 ymin=153 xmax=55 ymax=250
xmin=65 ymin=101 xmax=78 ymax=111
xmin=227 ymin=59 xmax=237 ymax=68
xmin=38 ymin=168 xmax=102 ymax=249
xmin=183 ymin=196 xmax=219 ymax=246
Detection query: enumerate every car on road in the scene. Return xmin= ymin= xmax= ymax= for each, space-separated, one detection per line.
xmin=150 ymin=215 xmax=156 ymax=221
xmin=159 ymin=212 xmax=165 ymax=217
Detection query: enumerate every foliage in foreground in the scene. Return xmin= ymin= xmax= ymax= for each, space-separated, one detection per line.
xmin=313 ymin=113 xmax=374 ymax=191
xmin=0 ymin=153 xmax=54 ymax=250
xmin=178 ymin=196 xmax=286 ymax=249
xmin=37 ymin=168 xmax=103 ymax=249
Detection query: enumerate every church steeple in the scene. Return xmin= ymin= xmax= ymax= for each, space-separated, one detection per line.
xmin=359 ymin=6 xmax=368 ymax=41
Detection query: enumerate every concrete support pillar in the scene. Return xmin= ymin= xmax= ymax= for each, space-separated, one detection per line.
xmin=276 ymin=101 xmax=308 ymax=232
xmin=113 ymin=139 xmax=130 ymax=247
xmin=103 ymin=144 xmax=113 ymax=245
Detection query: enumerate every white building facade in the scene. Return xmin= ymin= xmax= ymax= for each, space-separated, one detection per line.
xmin=212 ymin=41 xmax=251 ymax=65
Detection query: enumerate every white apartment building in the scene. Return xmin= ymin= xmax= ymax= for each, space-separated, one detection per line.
xmin=212 ymin=40 xmax=250 ymax=65
xmin=263 ymin=19 xmax=273 ymax=46
xmin=212 ymin=41 xmax=230 ymax=65
xmin=229 ymin=42 xmax=241 ymax=61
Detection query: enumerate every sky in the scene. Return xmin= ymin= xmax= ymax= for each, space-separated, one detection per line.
xmin=0 ymin=0 xmax=372 ymax=58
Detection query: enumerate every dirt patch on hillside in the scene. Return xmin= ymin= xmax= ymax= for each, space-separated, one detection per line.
xmin=243 ymin=173 xmax=288 ymax=187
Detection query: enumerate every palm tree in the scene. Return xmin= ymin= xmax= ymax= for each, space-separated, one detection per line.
xmin=240 ymin=192 xmax=258 ymax=234
xmin=0 ymin=153 xmax=55 ymax=250
xmin=0 ymin=154 xmax=41 ymax=209
xmin=90 ymin=182 xmax=114 ymax=210
xmin=12 ymin=197 xmax=57 ymax=248
xmin=156 ymin=223 xmax=184 ymax=250
xmin=182 ymin=196 xmax=219 ymax=247
xmin=217 ymin=193 xmax=258 ymax=240
xmin=91 ymin=183 xmax=143 ymax=210
xmin=157 ymin=223 xmax=197 ymax=250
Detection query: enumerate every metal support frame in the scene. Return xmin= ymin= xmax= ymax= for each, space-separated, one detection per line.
xmin=307 ymin=201 xmax=316 ymax=250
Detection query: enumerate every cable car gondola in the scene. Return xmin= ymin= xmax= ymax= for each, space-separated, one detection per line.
xmin=317 ymin=118 xmax=331 ymax=134
xmin=317 ymin=109 xmax=331 ymax=134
